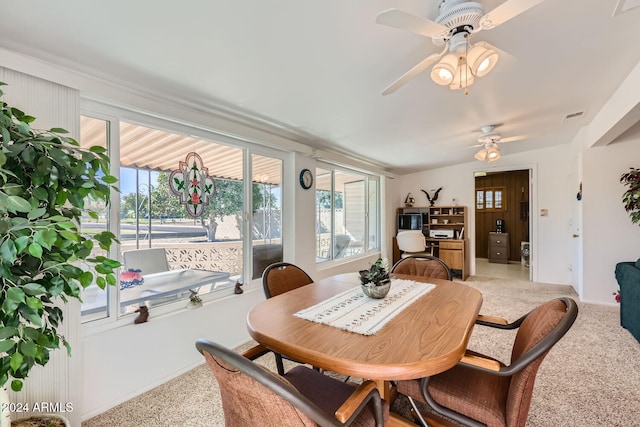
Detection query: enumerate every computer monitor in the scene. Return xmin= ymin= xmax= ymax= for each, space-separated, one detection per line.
xmin=398 ymin=213 xmax=422 ymax=231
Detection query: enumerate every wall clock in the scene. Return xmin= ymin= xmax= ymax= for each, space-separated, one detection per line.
xmin=299 ymin=168 xmax=313 ymax=190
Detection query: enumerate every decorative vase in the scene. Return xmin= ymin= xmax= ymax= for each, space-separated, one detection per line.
xmin=361 ymin=280 xmax=391 ymax=299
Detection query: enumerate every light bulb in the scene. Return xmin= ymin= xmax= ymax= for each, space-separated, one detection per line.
xmin=431 ymin=54 xmax=458 ymax=86
xmin=477 ymin=57 xmax=491 ymax=73
xmin=438 ymin=68 xmax=453 ymax=81
xmin=466 ymin=43 xmax=499 ymax=77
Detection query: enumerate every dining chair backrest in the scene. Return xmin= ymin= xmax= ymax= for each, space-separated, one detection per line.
xmin=396 ymin=230 xmax=426 ymax=253
xmin=123 ymin=247 xmax=170 ymax=275
xmin=390 ymin=255 xmax=452 ymax=280
xmin=395 ymin=297 xmax=577 ymax=427
xmin=262 ymin=262 xmax=314 ymax=299
xmin=505 ymin=298 xmax=577 ymax=426
xmin=195 ymin=339 xmax=387 ymax=427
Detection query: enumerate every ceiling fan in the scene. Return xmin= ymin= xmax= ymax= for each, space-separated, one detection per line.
xmin=473 ymin=124 xmax=529 ymax=161
xmin=376 ymin=0 xmax=545 ymax=95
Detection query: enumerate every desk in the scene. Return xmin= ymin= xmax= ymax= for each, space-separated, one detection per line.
xmin=81 ymin=269 xmax=230 ymax=315
xmin=247 ymin=273 xmax=482 ymax=405
xmin=429 ymin=238 xmax=469 ymax=280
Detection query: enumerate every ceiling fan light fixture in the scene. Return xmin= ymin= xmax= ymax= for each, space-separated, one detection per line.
xmin=474 ymin=148 xmax=488 ymax=161
xmin=486 ymin=143 xmax=501 ymax=161
xmin=467 ymin=43 xmax=499 ymax=77
xmin=448 ymin=60 xmax=474 ymax=90
xmin=430 ymin=54 xmax=458 ymax=85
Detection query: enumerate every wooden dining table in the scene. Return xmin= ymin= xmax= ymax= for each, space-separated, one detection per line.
xmin=247 ymin=272 xmax=483 ymax=425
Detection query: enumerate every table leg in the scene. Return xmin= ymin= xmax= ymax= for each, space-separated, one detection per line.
xmin=374 ymin=379 xmax=394 ymax=402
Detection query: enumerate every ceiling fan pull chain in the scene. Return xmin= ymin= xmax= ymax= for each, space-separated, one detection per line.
xmin=464 ymin=36 xmax=470 ymax=95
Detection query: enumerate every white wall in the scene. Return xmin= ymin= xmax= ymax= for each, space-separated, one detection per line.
xmin=81 ymin=287 xmax=264 ymax=418
xmin=392 ymin=143 xmax=574 ymax=285
xmin=581 ymin=137 xmax=640 ymax=304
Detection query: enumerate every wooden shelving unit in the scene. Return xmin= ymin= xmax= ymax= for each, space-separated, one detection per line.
xmin=394 ymin=205 xmax=469 ymax=280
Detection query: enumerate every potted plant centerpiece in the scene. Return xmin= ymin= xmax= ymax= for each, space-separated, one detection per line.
xmin=359 ymin=258 xmax=391 ymax=299
xmin=0 ymin=82 xmax=120 ymax=425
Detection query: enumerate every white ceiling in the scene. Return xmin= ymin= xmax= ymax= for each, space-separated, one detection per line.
xmin=2 ymin=0 xmax=640 ymax=174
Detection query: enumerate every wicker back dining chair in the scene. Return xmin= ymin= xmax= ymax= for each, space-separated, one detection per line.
xmin=262 ymin=262 xmax=315 ymax=374
xmin=390 ymin=255 xmax=453 ymax=281
xmin=262 ymin=262 xmax=314 ymax=299
xmin=195 ymin=339 xmax=388 ymax=427
xmin=396 ymin=297 xmax=578 ymax=427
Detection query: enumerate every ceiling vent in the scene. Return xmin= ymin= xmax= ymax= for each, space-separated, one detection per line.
xmin=564 ymin=111 xmax=585 ymax=121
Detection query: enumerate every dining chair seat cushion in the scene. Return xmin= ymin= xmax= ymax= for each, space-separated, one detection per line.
xmin=398 ymin=365 xmax=511 ymax=427
xmin=285 ymin=366 xmax=390 ymax=426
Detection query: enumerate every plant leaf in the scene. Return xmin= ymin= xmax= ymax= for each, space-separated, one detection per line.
xmin=7 ymin=195 xmax=32 ymax=213
xmin=28 ymin=242 xmax=43 ymax=258
xmin=0 ymin=339 xmax=16 ymax=352
xmin=10 ymin=351 xmax=23 ymax=372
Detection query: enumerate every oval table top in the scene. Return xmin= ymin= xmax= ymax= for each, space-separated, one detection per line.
xmin=247 ymin=272 xmax=483 ymax=381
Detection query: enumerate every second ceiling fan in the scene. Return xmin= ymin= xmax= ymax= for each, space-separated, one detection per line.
xmin=473 ymin=124 xmax=529 ymax=162
xmin=376 ymin=0 xmax=545 ymax=95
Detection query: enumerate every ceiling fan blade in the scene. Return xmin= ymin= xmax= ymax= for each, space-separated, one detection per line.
xmin=376 ymin=9 xmax=448 ymax=39
xmin=480 ymin=0 xmax=545 ymax=29
xmin=381 ymin=53 xmax=441 ymax=96
xmin=499 ymin=134 xmax=529 ymax=143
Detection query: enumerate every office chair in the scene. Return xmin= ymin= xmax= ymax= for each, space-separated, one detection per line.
xmin=396 ymin=297 xmax=578 ymax=427
xmin=195 ymin=339 xmax=388 ymax=427
xmin=390 ymin=255 xmax=453 ymax=281
xmin=396 ymin=230 xmax=432 ymax=258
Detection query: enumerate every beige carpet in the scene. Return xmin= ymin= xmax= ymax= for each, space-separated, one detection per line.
xmin=82 ymin=276 xmax=640 ymax=426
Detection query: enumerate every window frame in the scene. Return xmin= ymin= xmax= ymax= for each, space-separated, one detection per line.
xmin=80 ymin=101 xmax=289 ymax=328
xmin=314 ymin=162 xmax=380 ymax=265
xmin=476 ymin=186 xmax=507 ymax=212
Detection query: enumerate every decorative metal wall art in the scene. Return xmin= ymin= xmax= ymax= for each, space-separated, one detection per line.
xmin=169 ymin=152 xmax=215 ymax=217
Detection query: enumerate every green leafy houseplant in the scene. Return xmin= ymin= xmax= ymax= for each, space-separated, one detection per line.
xmin=358 ymin=258 xmax=390 ymax=286
xmin=621 ymin=167 xmax=640 ymax=225
xmin=0 ymin=82 xmax=120 ymax=392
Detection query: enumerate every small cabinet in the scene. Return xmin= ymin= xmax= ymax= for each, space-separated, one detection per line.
xmin=488 ymin=232 xmax=510 ymax=264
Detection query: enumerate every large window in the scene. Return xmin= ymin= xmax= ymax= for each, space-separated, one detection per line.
xmin=80 ymin=114 xmax=285 ymax=321
xmin=315 ymin=165 xmax=380 ymax=262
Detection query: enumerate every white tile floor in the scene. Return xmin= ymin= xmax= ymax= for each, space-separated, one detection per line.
xmin=474 ymin=258 xmax=530 ymax=281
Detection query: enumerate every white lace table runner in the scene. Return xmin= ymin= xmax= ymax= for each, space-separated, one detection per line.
xmin=294 ymin=279 xmax=435 ymax=335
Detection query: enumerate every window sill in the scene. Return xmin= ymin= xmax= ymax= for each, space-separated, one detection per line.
xmin=80 ymin=281 xmax=258 ymax=337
